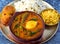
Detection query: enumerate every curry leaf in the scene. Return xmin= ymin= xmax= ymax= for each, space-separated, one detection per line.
xmin=29 ymin=29 xmax=40 ymax=36
xmin=29 ymin=31 xmax=37 ymax=36
xmin=14 ymin=24 xmax=19 ymax=29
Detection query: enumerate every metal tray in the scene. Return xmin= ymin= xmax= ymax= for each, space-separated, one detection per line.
xmin=0 ymin=0 xmax=59 ymax=44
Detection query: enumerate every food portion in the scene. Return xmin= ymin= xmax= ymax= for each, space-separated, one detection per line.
xmin=40 ymin=9 xmax=59 ymax=26
xmin=1 ymin=5 xmax=15 ymax=25
xmin=11 ymin=11 xmax=44 ymax=40
xmin=0 ymin=12 xmax=2 ymax=19
xmin=26 ymin=20 xmax=37 ymax=29
xmin=14 ymin=0 xmax=46 ymax=14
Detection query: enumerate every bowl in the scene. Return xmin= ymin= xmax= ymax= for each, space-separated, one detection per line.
xmin=40 ymin=9 xmax=59 ymax=26
xmin=8 ymin=11 xmax=45 ymax=44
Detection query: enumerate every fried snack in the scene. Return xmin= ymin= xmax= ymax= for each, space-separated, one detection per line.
xmin=1 ymin=5 xmax=15 ymax=25
xmin=1 ymin=15 xmax=11 ymax=25
xmin=0 ymin=12 xmax=2 ymax=18
xmin=2 ymin=5 xmax=15 ymax=16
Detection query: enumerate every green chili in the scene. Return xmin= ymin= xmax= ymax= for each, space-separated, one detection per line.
xmin=15 ymin=17 xmax=18 ymax=21
xmin=14 ymin=31 xmax=19 ymax=36
xmin=21 ymin=13 xmax=29 ymax=24
xmin=30 ymin=18 xmax=38 ymax=21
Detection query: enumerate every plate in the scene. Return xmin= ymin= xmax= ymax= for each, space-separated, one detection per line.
xmin=0 ymin=0 xmax=59 ymax=44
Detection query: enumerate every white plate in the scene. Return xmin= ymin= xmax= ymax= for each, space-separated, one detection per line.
xmin=0 ymin=0 xmax=59 ymax=44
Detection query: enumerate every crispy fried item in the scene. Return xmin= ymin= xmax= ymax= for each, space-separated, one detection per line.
xmin=2 ymin=5 xmax=15 ymax=16
xmin=0 ymin=12 xmax=2 ymax=18
xmin=1 ymin=5 xmax=15 ymax=25
xmin=1 ymin=15 xmax=11 ymax=25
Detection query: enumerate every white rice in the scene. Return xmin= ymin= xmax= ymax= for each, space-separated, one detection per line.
xmin=14 ymin=0 xmax=46 ymax=14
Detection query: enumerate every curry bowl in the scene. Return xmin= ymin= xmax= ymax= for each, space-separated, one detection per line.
xmin=8 ymin=11 xmax=45 ymax=43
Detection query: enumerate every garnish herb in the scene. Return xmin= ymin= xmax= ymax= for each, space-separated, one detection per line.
xmin=29 ymin=31 xmax=36 ymax=36
xmin=29 ymin=29 xmax=40 ymax=36
xmin=14 ymin=24 xmax=19 ymax=29
xmin=19 ymin=25 xmax=23 ymax=29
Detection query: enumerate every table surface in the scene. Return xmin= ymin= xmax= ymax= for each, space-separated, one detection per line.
xmin=0 ymin=0 xmax=60 ymax=44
